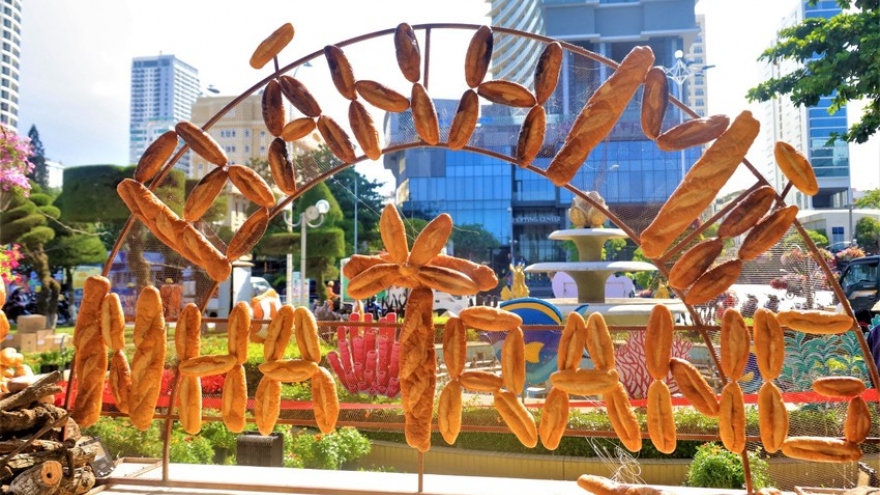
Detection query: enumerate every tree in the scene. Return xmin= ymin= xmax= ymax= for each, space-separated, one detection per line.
xmin=747 ymin=0 xmax=880 ymax=143
xmin=26 ymin=126 xmax=49 ymax=190
xmin=326 ymin=167 xmax=384 ymax=254
xmin=855 ymin=216 xmax=880 ymax=253
xmin=450 ymin=223 xmax=499 ymax=262
xmin=783 ymin=228 xmax=829 ymax=249
xmin=855 ymin=188 xmax=880 ymax=208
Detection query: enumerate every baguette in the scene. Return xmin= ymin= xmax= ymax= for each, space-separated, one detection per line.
xmin=438 ymin=380 xmax=463 ymax=445
xmin=174 ymin=303 xmax=201 ymax=361
xmin=261 ymin=78 xmax=285 ymax=137
xmin=717 ymin=186 xmax=777 ymax=239
xmin=430 ymin=254 xmax=498 ymax=291
xmin=101 ymin=293 xmax=125 ymax=351
xmin=516 ymin=105 xmax=546 ymax=167
xmin=738 ymin=205 xmax=799 ymax=261
xmin=278 ymin=75 xmax=322 ymax=117
xmin=414 ymin=265 xmax=478 ymax=296
xmin=228 ymin=164 xmax=276 ymax=208
xmin=604 ymin=382 xmax=642 ymax=452
xmin=775 ymin=141 xmax=819 ymax=195
xmin=538 ymin=387 xmax=570 ymax=450
xmin=812 ymin=376 xmax=866 ymax=398
xmin=844 ymin=396 xmax=871 ymax=444
xmin=647 ymin=380 xmax=677 ymax=454
xmin=249 ymin=23 xmax=294 ymax=69
xmin=558 ymin=312 xmax=587 ymax=371
xmin=0 ymin=313 xmax=8 ymax=347
xmin=258 ymin=359 xmax=319 ymax=383
xmin=226 ymin=208 xmax=270 ymax=260
xmin=394 ymin=23 xmax=421 ymax=83
xmin=447 ymin=89 xmax=480 ymax=151
xmin=281 ymin=117 xmax=317 ymax=143
xmin=753 ymin=308 xmax=785 ymax=380
xmin=184 ymin=166 xmax=229 ymax=222
xmin=264 ymin=304 xmax=295 ymax=361
xmin=719 ymin=382 xmax=746 ymax=453
xmin=401 ymin=346 xmax=436 ymax=452
xmin=134 ymin=130 xmax=178 ymax=183
xmin=109 ymin=350 xmax=132 ymax=415
xmin=502 ymin=327 xmax=526 ymax=393
xmin=346 ymin=263 xmax=399 ymax=301
xmin=175 ymin=121 xmax=228 ymax=167
xmin=228 ymin=301 xmax=251 ymax=365
xmin=355 ymin=80 xmax=410 ymax=113
xmin=546 ymin=46 xmax=654 ymax=186
xmin=72 ymin=276 xmax=111 ymax=351
xmin=409 ymin=213 xmax=453 ymax=267
xmin=349 ymin=100 xmax=382 ymax=161
xmin=669 ymin=357 xmax=719 ymax=417
xmin=640 ymin=66 xmax=669 ymax=140
xmin=312 ymin=367 xmax=340 ymax=434
xmin=646 ymin=304 xmax=674 ymax=380
xmin=655 ymin=114 xmax=730 ymax=151
xmin=293 ymin=306 xmax=322 ymax=364
xmin=777 ymin=309 xmax=855 ymax=335
xmin=758 ymin=382 xmax=788 ymax=453
xmin=443 ymin=317 xmax=467 ymax=380
xmin=128 ymin=286 xmax=167 ymax=431
xmin=411 ymin=83 xmax=440 ymax=145
xmin=317 ymin=115 xmax=357 ymax=163
xmin=177 ymin=375 xmax=202 ymax=435
xmin=464 ymin=26 xmax=493 ymax=88
xmin=720 ymin=309 xmax=750 ymax=381
xmin=683 ymin=259 xmax=742 ymax=306
xmin=181 ymin=224 xmax=231 ymax=282
xmin=667 ymin=238 xmax=723 ymax=290
xmin=533 ymin=42 xmax=562 ymax=106
xmin=323 ymin=45 xmax=356 ymax=100
xmin=549 ymin=368 xmax=619 ymax=396
xmin=459 ymin=370 xmax=504 ymax=393
xmin=459 ymin=306 xmax=523 ymax=332
xmin=639 ymin=111 xmax=760 ymax=258
xmin=576 ymin=475 xmax=620 ymax=495
xmin=493 ymin=389 xmax=538 ymax=448
xmin=178 ymin=354 xmax=236 ymax=377
xmin=781 ymin=437 xmax=862 ymax=463
xmin=222 ymin=363 xmax=247 ymax=433
xmin=585 ymin=312 xmax=615 ymax=372
xmin=254 ymin=378 xmax=281 ymax=436
xmin=477 ymin=80 xmax=537 ymax=108
xmin=268 ymin=137 xmax=297 ymax=194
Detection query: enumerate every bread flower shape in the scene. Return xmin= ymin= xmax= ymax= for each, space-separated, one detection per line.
xmin=342 ymin=204 xmax=498 ymax=452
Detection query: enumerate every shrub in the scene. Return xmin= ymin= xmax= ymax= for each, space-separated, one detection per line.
xmin=287 ymin=427 xmax=371 ymax=469
xmin=685 ymin=443 xmax=771 ymax=489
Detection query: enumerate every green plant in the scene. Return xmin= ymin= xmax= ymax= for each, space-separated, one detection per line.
xmin=170 ymin=430 xmax=215 ymax=464
xmin=83 ymin=417 xmax=163 ymax=459
xmin=200 ymin=420 xmax=239 ymax=452
xmin=685 ymin=443 xmax=771 ymax=489
xmin=287 ymin=427 xmax=371 ymax=469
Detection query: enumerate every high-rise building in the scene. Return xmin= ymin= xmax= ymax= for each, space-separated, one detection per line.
xmin=488 ymin=0 xmax=545 ymax=83
xmin=758 ymin=0 xmax=850 ymax=211
xmin=384 ymin=0 xmax=701 ymax=279
xmin=190 ymin=93 xmax=322 ymax=229
xmin=0 ymin=0 xmax=22 ymax=131
xmin=129 ymin=55 xmax=200 ymax=175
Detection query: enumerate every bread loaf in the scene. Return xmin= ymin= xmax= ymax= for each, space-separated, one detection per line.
xmin=668 ymin=238 xmax=723 ymax=290
xmin=408 ymin=213 xmax=453 ymax=267
xmin=128 ymin=286 xmax=167 ymax=431
xmin=502 ymin=327 xmax=526 ymax=393
xmin=438 ymin=380 xmax=463 ymax=445
xmin=109 ymin=350 xmax=132 ymax=415
xmin=758 ymin=382 xmax=788 ymax=453
xmin=447 ymin=89 xmax=480 ymax=151
xmin=640 ymin=67 xmax=669 ymax=140
xmin=585 ymin=312 xmax=615 ymax=371
xmin=181 ymin=224 xmax=232 ymax=282
xmin=222 ymin=363 xmax=247 ymax=433
xmin=721 ymin=309 xmax=750 ymax=381
xmin=604 ymin=382 xmax=642 ymax=452
xmin=684 ymin=259 xmax=742 ymax=306
xmin=258 ymin=359 xmax=319 ymax=383
xmin=228 ymin=164 xmax=275 ymax=208
xmin=175 ymin=121 xmax=228 ymax=166
xmin=517 ymin=105 xmax=546 ymax=167
xmin=753 ymin=308 xmax=784 ymax=380
xmin=177 ymin=375 xmax=202 ymax=435
xmin=268 ymin=138 xmax=297 ymax=194
xmin=72 ymin=276 xmax=111 ymax=352
xmin=459 ymin=370 xmax=504 ymax=392
xmin=460 ymin=306 xmax=523 ymax=332
xmin=254 ymin=378 xmax=282 ymax=436
xmin=278 ymin=75 xmax=322 ymax=117
xmin=465 ymin=26 xmax=493 ymax=88
xmin=411 ymin=83 xmax=440 ymax=145
xmin=312 ymin=367 xmax=340 ymax=434
xmin=738 ymin=205 xmax=799 ymax=261
xmin=493 ymin=389 xmax=538 ymax=448
xmin=719 ymin=382 xmax=746 ymax=453
xmin=844 ymin=396 xmax=871 ymax=444
xmin=249 ymin=23 xmax=294 ymax=69
xmin=323 ymin=45 xmax=356 ymax=100
xmin=261 ymin=78 xmax=285 ymax=137
xmin=293 ymin=306 xmax=321 ymax=364
xmin=264 ymin=304 xmax=294 ymax=361
xmin=669 ymin=357 xmax=719 ymax=417
xmin=355 ymin=80 xmax=410 ymax=113
xmin=781 ymin=437 xmax=862 ymax=463
xmin=443 ymin=317 xmax=467 ymax=380
xmin=226 ymin=208 xmax=270 ymax=260
xmin=477 ymin=80 xmax=536 ymax=108
xmin=646 ymin=304 xmax=674 ymax=380
xmin=430 ymin=254 xmax=498 ymax=291
xmin=647 ymin=380 xmax=677 ymax=454
xmin=184 ymin=166 xmax=229 ymax=222
xmin=401 ymin=346 xmax=436 ymax=452
xmin=812 ymin=376 xmax=866 ymax=398
xmin=775 ymin=141 xmax=819 ymax=196
xmin=281 ymin=118 xmax=316 ymax=143
xmin=174 ymin=303 xmax=201 ymax=361
xmin=534 ymin=42 xmax=562 ymax=105
xmin=415 ymin=265 xmax=478 ymax=296
xmin=538 ymin=387 xmax=570 ymax=450
xmin=349 ymin=100 xmax=382 ymax=161
xmin=717 ymin=186 xmax=777 ymax=239
xmin=317 ymin=115 xmax=357 ymax=163
xmin=394 ymin=23 xmax=421 ymax=83
xmin=134 ymin=130 xmax=178 ymax=183
xmin=777 ymin=310 xmax=855 ymax=335
xmin=228 ymin=301 xmax=251 ymax=365
xmin=639 ymin=111 xmax=760 ymax=258
xmin=179 ymin=354 xmax=236 ymax=377
xmin=379 ymin=203 xmax=408 ymax=264
xmin=655 ymin=114 xmax=730 ymax=151
xmin=558 ymin=312 xmax=587 ymax=371
xmin=550 ymin=368 xmax=619 ymax=396
xmin=101 ymin=293 xmax=125 ymax=351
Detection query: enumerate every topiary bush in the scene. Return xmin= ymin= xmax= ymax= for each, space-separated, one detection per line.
xmin=685 ymin=443 xmax=771 ymax=489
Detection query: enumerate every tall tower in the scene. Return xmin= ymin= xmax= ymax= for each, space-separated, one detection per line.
xmin=0 ymin=0 xmax=22 ymax=131
xmin=129 ymin=54 xmax=200 ymax=175
xmin=487 ymin=0 xmax=545 ymax=82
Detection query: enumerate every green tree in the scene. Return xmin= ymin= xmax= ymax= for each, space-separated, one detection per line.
xmin=855 ymin=188 xmax=880 ymax=208
xmin=855 ymin=216 xmax=880 ymax=253
xmin=450 ymin=223 xmax=499 ymax=262
xmin=26 ymin=125 xmax=49 ymax=190
xmin=326 ymin=167 xmax=384 ymax=254
xmin=783 ymin=228 xmax=829 ymax=249
xmin=747 ymin=0 xmax=880 ymax=144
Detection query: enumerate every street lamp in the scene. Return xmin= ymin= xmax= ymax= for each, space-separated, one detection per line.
xmin=664 ymin=50 xmax=714 ymax=182
xmin=284 ymin=199 xmax=330 ymax=307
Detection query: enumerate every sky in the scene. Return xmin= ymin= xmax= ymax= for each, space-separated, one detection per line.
xmin=17 ymin=0 xmax=880 ymax=195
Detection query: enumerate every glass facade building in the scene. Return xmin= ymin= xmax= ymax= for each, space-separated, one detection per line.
xmin=0 ymin=0 xmax=21 ymax=131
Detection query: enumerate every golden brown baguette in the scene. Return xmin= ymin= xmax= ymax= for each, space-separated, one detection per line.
xmin=753 ymin=308 xmax=785 ymax=380
xmin=228 ymin=301 xmax=251 ymax=365
xmin=459 ymin=306 xmax=523 ymax=331
xmin=184 ymin=166 xmax=229 ymax=222
xmin=323 ymin=45 xmax=356 ymax=100
xmin=683 ymin=258 xmax=742 ymax=306
xmin=721 ymin=309 xmax=750 ymax=381
xmin=781 ymin=437 xmax=862 ymax=463
xmin=447 ymin=89 xmax=480 ymax=151
xmin=549 ymin=368 xmax=619 ymax=396
xmin=355 ymin=80 xmax=410 ymax=112
xmin=394 ymin=23 xmax=421 ymax=83
xmin=101 ymin=293 xmax=125 ymax=352
xmin=737 ymin=205 xmax=799 ymax=261
xmin=812 ymin=376 xmax=866 ymax=398
xmin=604 ymin=382 xmax=642 ymax=452
xmin=249 ymin=23 xmax=294 ymax=69
xmin=380 ymin=203 xmax=408 ymax=264
xmin=493 ymin=389 xmax=538 ymax=448
xmin=264 ymin=304 xmax=294 ymax=361
xmin=641 ymin=66 xmax=669 ymax=140
xmin=655 ymin=114 xmax=730 ymax=151
xmin=438 ymin=380 xmax=463 ymax=445
xmin=717 ymin=186 xmax=777 ymax=239
xmin=258 ymin=359 xmax=320 ymax=382
xmin=647 ymin=380 xmax=677 ymax=454
xmin=222 ymin=363 xmax=247 ymax=433
xmin=502 ymin=327 xmax=526 ymax=393
xmin=261 ymin=78 xmax=286 ymax=137
xmin=134 ymin=130 xmax=178 ymax=183
xmin=546 ymin=46 xmax=654 ymax=186
xmin=585 ymin=312 xmax=616 ymax=371
xmin=646 ymin=304 xmax=674 ymax=380
xmin=464 ymin=26 xmax=493 ymax=88
xmin=281 ymin=117 xmax=317 ymax=143
xmin=477 ymin=80 xmax=537 ymax=108
xmin=178 ymin=354 xmax=236 ymax=377
xmin=109 ymin=349 xmax=132 ymax=416
xmin=459 ymin=370 xmax=504 ymax=392
xmin=317 ymin=115 xmax=357 ymax=163
xmin=349 ymin=100 xmax=382 ymax=161
xmin=845 ymin=396 xmax=871 ymax=444
xmin=639 ymin=111 xmax=760 ymax=258
xmin=174 ymin=303 xmax=201 ymax=361
xmin=268 ymin=138 xmax=297 ymax=195
xmin=128 ymin=286 xmax=167 ymax=431
xmin=775 ymin=141 xmax=819 ymax=195
xmin=558 ymin=312 xmax=587 ymax=371
xmin=175 ymin=121 xmax=228 ymax=166
xmin=668 ymin=238 xmax=723 ymax=290
xmin=411 ymin=83 xmax=440 ymax=145
xmin=517 ymin=105 xmax=546 ymax=168
xmin=669 ymin=357 xmax=719 ymax=417
xmin=228 ymin=164 xmax=276 ymax=208
xmin=177 ymin=375 xmax=201 ymax=435
xmin=312 ymin=367 xmax=340 ymax=434
xmin=533 ymin=42 xmax=562 ymax=106
xmin=430 ymin=254 xmax=498 ymax=291
xmin=278 ymin=75 xmax=322 ymax=117
xmin=443 ymin=317 xmax=467 ymax=380
xmin=227 ymin=208 xmax=270 ymax=260
xmin=408 ymin=213 xmax=452 ymax=267
xmin=758 ymin=382 xmax=788 ymax=453
xmin=254 ymin=378 xmax=281 ymax=436
xmin=719 ymin=382 xmax=746 ymax=453
xmin=181 ymin=224 xmax=231 ymax=282
xmin=777 ymin=309 xmax=855 ymax=335
xmin=294 ymin=306 xmax=322 ymax=364
xmin=73 ymin=276 xmax=111 ymax=351
xmin=538 ymin=387 xmax=570 ymax=451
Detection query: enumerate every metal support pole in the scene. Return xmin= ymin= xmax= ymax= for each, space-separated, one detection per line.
xmin=301 ymin=219 xmax=308 ymax=307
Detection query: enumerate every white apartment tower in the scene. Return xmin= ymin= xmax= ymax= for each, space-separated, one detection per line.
xmin=129 ymin=54 xmax=200 ymax=175
xmin=0 ymin=0 xmax=21 ymax=131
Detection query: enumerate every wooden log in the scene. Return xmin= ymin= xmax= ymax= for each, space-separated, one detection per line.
xmin=0 ymin=445 xmax=95 ymax=479
xmin=56 ymin=467 xmax=94 ymax=495
xmin=0 ymin=372 xmax=61 ymax=412
xmin=0 ymin=404 xmax=67 ymax=438
xmin=8 ymin=460 xmax=62 ymax=495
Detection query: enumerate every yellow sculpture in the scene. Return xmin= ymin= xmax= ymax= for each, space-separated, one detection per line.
xmin=501 ymin=264 xmax=530 ymax=300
